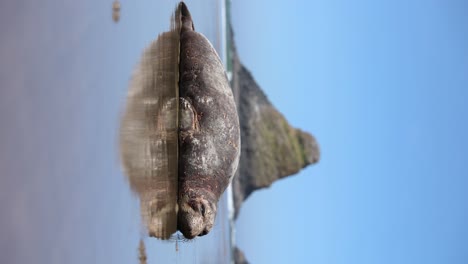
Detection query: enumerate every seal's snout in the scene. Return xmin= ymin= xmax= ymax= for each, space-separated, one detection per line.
xmin=178 ymin=197 xmax=216 ymax=239
xmin=200 ymin=229 xmax=209 ymax=236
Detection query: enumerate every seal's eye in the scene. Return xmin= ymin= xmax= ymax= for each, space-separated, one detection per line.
xmin=200 ymin=203 xmax=206 ymax=217
xmin=188 ymin=200 xmax=197 ymax=211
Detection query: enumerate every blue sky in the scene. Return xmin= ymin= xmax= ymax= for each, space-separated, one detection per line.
xmin=232 ymin=0 xmax=468 ymax=263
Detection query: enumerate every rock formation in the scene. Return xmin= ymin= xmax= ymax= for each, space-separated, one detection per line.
xmin=228 ymin=20 xmax=320 ymax=264
xmin=233 ymin=246 xmax=249 ymax=264
xmin=229 ymin=26 xmax=320 ymax=220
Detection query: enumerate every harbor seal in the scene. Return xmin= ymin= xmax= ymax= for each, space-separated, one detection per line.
xmin=120 ymin=2 xmax=240 ymax=240
xmin=177 ymin=2 xmax=240 ymax=239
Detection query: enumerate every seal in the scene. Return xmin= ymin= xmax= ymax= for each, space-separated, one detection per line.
xmin=120 ymin=2 xmax=240 ymax=240
xmin=177 ymin=2 xmax=241 ymax=239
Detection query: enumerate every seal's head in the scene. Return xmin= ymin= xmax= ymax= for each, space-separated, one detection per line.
xmin=177 ymin=192 xmax=217 ymax=239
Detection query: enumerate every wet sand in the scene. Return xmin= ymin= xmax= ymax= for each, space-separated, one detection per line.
xmin=0 ymin=0 xmax=231 ymax=263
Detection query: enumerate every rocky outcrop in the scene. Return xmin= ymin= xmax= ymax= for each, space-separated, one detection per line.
xmin=233 ymin=246 xmax=249 ymax=264
xmin=229 ymin=26 xmax=320 ymax=220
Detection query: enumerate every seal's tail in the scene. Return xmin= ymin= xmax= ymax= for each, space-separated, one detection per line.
xmin=178 ymin=2 xmax=194 ymax=32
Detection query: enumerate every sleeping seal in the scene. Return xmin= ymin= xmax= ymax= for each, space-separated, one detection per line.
xmin=177 ymin=2 xmax=240 ymax=239
xmin=120 ymin=2 xmax=240 ymax=240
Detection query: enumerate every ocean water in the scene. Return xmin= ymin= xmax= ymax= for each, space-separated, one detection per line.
xmin=0 ymin=0 xmax=232 ymax=263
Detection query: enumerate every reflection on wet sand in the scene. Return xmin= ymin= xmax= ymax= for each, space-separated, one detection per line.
xmin=119 ymin=8 xmax=181 ymax=239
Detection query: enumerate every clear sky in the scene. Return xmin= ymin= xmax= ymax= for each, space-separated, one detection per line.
xmin=232 ymin=0 xmax=468 ymax=263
